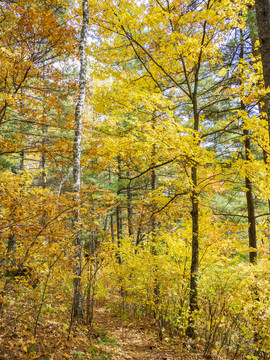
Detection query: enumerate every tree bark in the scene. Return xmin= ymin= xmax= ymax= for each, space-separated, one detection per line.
xmin=186 ymin=86 xmax=200 ymax=339
xmin=127 ymin=171 xmax=133 ymax=237
xmin=150 ymin=149 xmax=157 ymax=242
xmin=255 ymin=0 xmax=270 ymax=91
xmin=255 ymin=0 xmax=270 ymax=153
xmin=72 ymin=0 xmax=89 ymax=319
xmin=7 ymin=150 xmax=24 ymax=257
xmin=40 ymin=124 xmax=47 ymax=190
xmin=186 ymin=165 xmax=199 ymax=339
xmin=108 ymin=166 xmax=115 ymax=243
xmin=240 ymin=30 xmax=257 ymax=263
xmin=116 ymin=156 xmax=123 ymax=264
xmin=244 ymin=128 xmax=257 ymax=264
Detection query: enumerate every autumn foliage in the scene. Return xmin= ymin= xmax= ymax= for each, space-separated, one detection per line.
xmin=1 ymin=0 xmax=270 ymax=359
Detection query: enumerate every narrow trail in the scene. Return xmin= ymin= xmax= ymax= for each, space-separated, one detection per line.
xmin=0 ymin=299 xmax=205 ymax=359
xmin=92 ymin=305 xmax=201 ymax=360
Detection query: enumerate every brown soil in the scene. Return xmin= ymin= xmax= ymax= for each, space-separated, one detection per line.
xmin=92 ymin=305 xmax=202 ymax=360
xmin=0 ymin=299 xmax=204 ymax=360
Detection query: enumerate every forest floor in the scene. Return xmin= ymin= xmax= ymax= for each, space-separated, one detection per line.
xmin=0 ymin=299 xmax=208 ymax=360
xmin=90 ymin=304 xmax=205 ymax=360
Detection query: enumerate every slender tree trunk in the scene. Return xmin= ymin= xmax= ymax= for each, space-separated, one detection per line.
xmin=110 ymin=214 xmax=115 ymax=243
xmin=7 ymin=150 xmax=24 ymax=257
xmin=40 ymin=67 xmax=47 ymax=191
xmin=7 ymin=234 xmax=16 ymax=255
xmin=72 ymin=0 xmax=89 ymax=319
xmin=239 ymin=29 xmax=260 ymax=352
xmin=150 ymin=151 xmax=157 ymax=242
xmin=108 ymin=166 xmax=115 ymax=243
xmin=244 ymin=129 xmax=257 ymax=264
xmin=149 ymin=112 xmax=163 ymax=340
xmin=7 ymin=198 xmax=16 ymax=256
xmin=127 ymin=171 xmax=133 ymax=237
xmin=150 ymin=111 xmax=157 ymax=242
xmin=242 ymin=107 xmax=257 ymax=263
xmin=40 ymin=121 xmax=48 ymax=238
xmin=40 ymin=124 xmax=47 ymax=190
xmin=186 ymin=165 xmax=199 ymax=339
xmin=240 ymin=30 xmax=257 ymax=263
xmin=186 ymin=94 xmax=200 ymax=339
xmin=152 ymin=159 xmax=163 ymax=341
xmin=116 ymin=156 xmax=122 ymax=264
xmin=150 ymin=111 xmax=157 ymax=247
xmin=7 ymin=90 xmax=26 ymax=258
xmin=20 ymin=149 xmax=24 ymax=171
xmin=135 ymin=224 xmax=142 ymax=247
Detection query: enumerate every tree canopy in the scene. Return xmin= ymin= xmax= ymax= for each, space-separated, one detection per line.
xmin=1 ymin=0 xmax=270 ymax=359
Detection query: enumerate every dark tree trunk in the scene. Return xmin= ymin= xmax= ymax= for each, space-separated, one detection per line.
xmin=20 ymin=149 xmax=24 ymax=171
xmin=244 ymin=129 xmax=257 ymax=263
xmin=108 ymin=166 xmax=115 ymax=243
xmin=7 ymin=151 xmax=24 ymax=257
xmin=255 ymin=0 xmax=270 ymax=151
xmin=150 ymin=112 xmax=157 ymax=242
xmin=127 ymin=171 xmax=133 ymax=238
xmin=240 ymin=30 xmax=257 ymax=263
xmin=255 ymin=0 xmax=270 ymax=90
xmin=186 ymin=86 xmax=200 ymax=339
xmin=7 ymin=234 xmax=16 ymax=255
xmin=40 ymin=124 xmax=47 ymax=190
xmin=110 ymin=214 xmax=115 ymax=243
xmin=186 ymin=165 xmax=199 ymax=339
xmin=116 ymin=156 xmax=123 ymax=264
xmin=150 ymin=154 xmax=157 ymax=241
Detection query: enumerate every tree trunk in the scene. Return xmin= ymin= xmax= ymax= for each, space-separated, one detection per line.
xmin=150 ymin=111 xmax=157 ymax=243
xmin=7 ymin=234 xmax=16 ymax=255
xmin=149 ymin=113 xmax=163 ymax=340
xmin=186 ymin=91 xmax=200 ymax=339
xmin=244 ymin=129 xmax=257 ymax=263
xmin=186 ymin=165 xmax=199 ymax=339
xmin=255 ymin=0 xmax=270 ymax=159
xmin=109 ymin=166 xmax=115 ymax=243
xmin=72 ymin=0 xmax=89 ymax=319
xmin=40 ymin=124 xmax=47 ymax=190
xmin=255 ymin=0 xmax=270 ymax=91
xmin=116 ymin=156 xmax=123 ymax=264
xmin=240 ymin=30 xmax=257 ymax=263
xmin=249 ymin=17 xmax=270 ymax=252
xmin=20 ymin=149 xmax=24 ymax=171
xmin=7 ymin=150 xmax=24 ymax=257
xmin=127 ymin=171 xmax=133 ymax=237
xmin=150 ymin=151 xmax=157 ymax=242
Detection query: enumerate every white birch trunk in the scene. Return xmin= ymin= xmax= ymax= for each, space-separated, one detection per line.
xmin=72 ymin=0 xmax=89 ymax=319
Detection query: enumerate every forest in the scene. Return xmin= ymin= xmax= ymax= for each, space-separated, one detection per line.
xmin=1 ymin=0 xmax=270 ymax=359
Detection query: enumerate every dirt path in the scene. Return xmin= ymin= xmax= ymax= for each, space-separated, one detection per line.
xmin=0 ymin=299 xmax=204 ymax=360
xmin=92 ymin=305 xmax=200 ymax=360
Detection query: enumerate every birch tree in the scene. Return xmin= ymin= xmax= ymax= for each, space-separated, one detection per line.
xmin=72 ymin=0 xmax=89 ymax=319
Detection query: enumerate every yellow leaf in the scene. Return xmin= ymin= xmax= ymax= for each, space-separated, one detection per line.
xmin=217 ymin=68 xmax=228 ymax=77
